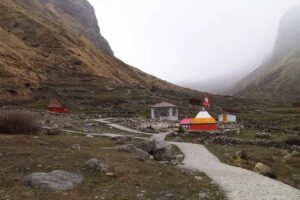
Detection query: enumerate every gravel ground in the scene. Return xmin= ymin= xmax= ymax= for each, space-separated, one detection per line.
xmin=170 ymin=142 xmax=300 ymax=200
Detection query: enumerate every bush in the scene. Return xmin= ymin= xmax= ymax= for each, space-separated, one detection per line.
xmin=0 ymin=109 xmax=40 ymax=135
xmin=282 ymin=136 xmax=300 ymax=146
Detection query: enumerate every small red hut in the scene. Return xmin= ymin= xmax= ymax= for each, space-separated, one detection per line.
xmin=46 ymin=99 xmax=68 ymax=113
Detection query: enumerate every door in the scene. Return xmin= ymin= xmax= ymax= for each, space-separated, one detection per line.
xmin=223 ymin=114 xmax=228 ymax=123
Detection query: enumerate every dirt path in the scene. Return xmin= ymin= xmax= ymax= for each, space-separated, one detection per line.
xmin=170 ymin=141 xmax=300 ymax=200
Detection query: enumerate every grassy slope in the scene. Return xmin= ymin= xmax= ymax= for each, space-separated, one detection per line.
xmin=0 ymin=134 xmax=226 ymax=200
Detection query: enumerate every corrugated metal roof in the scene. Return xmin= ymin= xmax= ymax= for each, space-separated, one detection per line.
xmin=179 ymin=118 xmax=192 ymax=125
xmin=151 ymin=102 xmax=177 ymax=108
xmin=47 ymin=99 xmax=64 ymax=108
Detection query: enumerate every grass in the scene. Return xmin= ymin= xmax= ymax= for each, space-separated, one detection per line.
xmin=0 ymin=109 xmax=40 ymax=134
xmin=0 ymin=134 xmax=226 ymax=200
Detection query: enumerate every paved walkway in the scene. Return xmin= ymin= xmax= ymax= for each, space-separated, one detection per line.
xmin=93 ymin=119 xmax=153 ymax=136
xmin=170 ymin=141 xmax=300 ymax=200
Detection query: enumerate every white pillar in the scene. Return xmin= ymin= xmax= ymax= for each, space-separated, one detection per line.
xmin=169 ymin=108 xmax=172 ymax=120
xmin=151 ymin=108 xmax=155 ymax=119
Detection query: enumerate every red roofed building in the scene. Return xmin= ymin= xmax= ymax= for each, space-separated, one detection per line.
xmin=46 ymin=99 xmax=68 ymax=113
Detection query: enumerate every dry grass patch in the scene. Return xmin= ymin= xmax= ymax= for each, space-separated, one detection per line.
xmin=0 ymin=109 xmax=40 ymax=135
xmin=0 ymin=134 xmax=225 ymax=200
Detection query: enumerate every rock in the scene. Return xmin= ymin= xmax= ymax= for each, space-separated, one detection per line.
xmin=169 ymin=159 xmax=180 ymax=166
xmin=111 ymin=144 xmax=137 ymax=153
xmin=64 ymin=122 xmax=73 ymax=129
xmin=172 ymin=136 xmax=183 ymax=142
xmin=198 ymin=191 xmax=209 ymax=200
xmin=86 ymin=134 xmax=94 ymax=138
xmin=110 ymin=135 xmax=133 ymax=142
xmin=23 ymin=170 xmax=84 ymax=191
xmin=253 ymin=162 xmax=276 ymax=178
xmin=42 ymin=127 xmax=60 ymax=135
xmin=291 ymin=145 xmax=300 ymax=153
xmin=85 ymin=158 xmax=102 ymax=172
xmin=71 ymin=144 xmax=81 ymax=151
xmin=284 ymin=150 xmax=300 ymax=159
xmin=134 ymin=148 xmax=150 ymax=161
xmin=152 ymin=140 xmax=173 ymax=161
xmin=134 ymin=140 xmax=155 ymax=153
xmin=235 ymin=150 xmax=248 ymax=160
xmin=256 ymin=132 xmax=271 ymax=139
xmin=174 ymin=154 xmax=184 ymax=161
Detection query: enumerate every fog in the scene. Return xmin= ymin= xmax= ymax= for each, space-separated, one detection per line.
xmin=88 ymin=0 xmax=298 ymax=93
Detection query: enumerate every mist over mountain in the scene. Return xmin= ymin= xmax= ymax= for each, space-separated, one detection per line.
xmin=230 ymin=4 xmax=300 ymax=101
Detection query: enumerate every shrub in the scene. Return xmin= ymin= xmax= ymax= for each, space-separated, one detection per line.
xmin=282 ymin=136 xmax=300 ymax=146
xmin=0 ymin=109 xmax=40 ymax=135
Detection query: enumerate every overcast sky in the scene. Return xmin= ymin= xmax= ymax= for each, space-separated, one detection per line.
xmin=88 ymin=0 xmax=298 ymax=85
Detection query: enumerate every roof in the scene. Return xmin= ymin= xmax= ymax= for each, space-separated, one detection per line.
xmin=195 ymin=109 xmax=214 ymax=119
xmin=192 ymin=108 xmax=217 ymax=124
xmin=151 ymin=102 xmax=177 ymax=108
xmin=47 ymin=99 xmax=64 ymax=108
xmin=218 ymin=113 xmax=236 ymax=116
xmin=179 ymin=118 xmax=192 ymax=125
xmin=191 ymin=118 xmax=217 ymax=124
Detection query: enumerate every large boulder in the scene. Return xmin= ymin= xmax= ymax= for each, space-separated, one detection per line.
xmin=134 ymin=148 xmax=150 ymax=161
xmin=85 ymin=158 xmax=102 ymax=172
xmin=23 ymin=170 xmax=84 ymax=191
xmin=152 ymin=140 xmax=174 ymax=161
xmin=253 ymin=162 xmax=276 ymax=178
xmin=134 ymin=140 xmax=155 ymax=153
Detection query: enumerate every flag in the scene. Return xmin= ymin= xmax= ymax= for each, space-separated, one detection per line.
xmin=203 ymin=96 xmax=210 ymax=108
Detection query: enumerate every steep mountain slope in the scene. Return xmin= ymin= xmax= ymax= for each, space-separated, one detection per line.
xmin=231 ymin=5 xmax=300 ymax=102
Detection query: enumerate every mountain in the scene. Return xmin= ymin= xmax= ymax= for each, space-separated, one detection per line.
xmin=230 ymin=5 xmax=300 ymax=102
xmin=0 ymin=0 xmax=239 ymax=115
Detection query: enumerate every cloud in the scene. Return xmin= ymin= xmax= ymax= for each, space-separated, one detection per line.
xmin=88 ymin=0 xmax=298 ymax=87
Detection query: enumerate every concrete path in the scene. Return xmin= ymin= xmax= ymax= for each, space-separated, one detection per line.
xmin=61 ymin=129 xmax=148 ymax=140
xmin=170 ymin=141 xmax=300 ymax=200
xmin=93 ymin=119 xmax=153 ymax=136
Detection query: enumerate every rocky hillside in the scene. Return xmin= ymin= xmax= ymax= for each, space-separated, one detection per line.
xmin=0 ymin=0 xmax=240 ymax=115
xmin=231 ymin=4 xmax=300 ymax=102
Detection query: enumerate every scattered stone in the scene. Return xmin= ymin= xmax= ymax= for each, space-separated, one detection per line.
xmin=174 ymin=154 xmax=184 ymax=161
xmin=71 ymin=144 xmax=81 ymax=151
xmin=194 ymin=176 xmax=203 ymax=181
xmin=110 ymin=135 xmax=134 ymax=142
xmin=284 ymin=150 xmax=300 ymax=159
xmin=253 ymin=162 xmax=276 ymax=178
xmin=64 ymin=122 xmax=73 ymax=129
xmin=164 ymin=193 xmax=174 ymax=198
xmin=169 ymin=159 xmax=180 ymax=166
xmin=291 ymin=145 xmax=300 ymax=153
xmin=235 ymin=150 xmax=248 ymax=160
xmin=198 ymin=191 xmax=209 ymax=200
xmin=86 ymin=134 xmax=94 ymax=138
xmin=105 ymin=172 xmax=116 ymax=177
xmin=172 ymin=136 xmax=184 ymax=142
xmin=256 ymin=132 xmax=271 ymax=139
xmin=111 ymin=144 xmax=137 ymax=153
xmin=42 ymin=127 xmax=60 ymax=135
xmin=23 ymin=170 xmax=84 ymax=191
xmin=85 ymin=158 xmax=102 ymax=172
